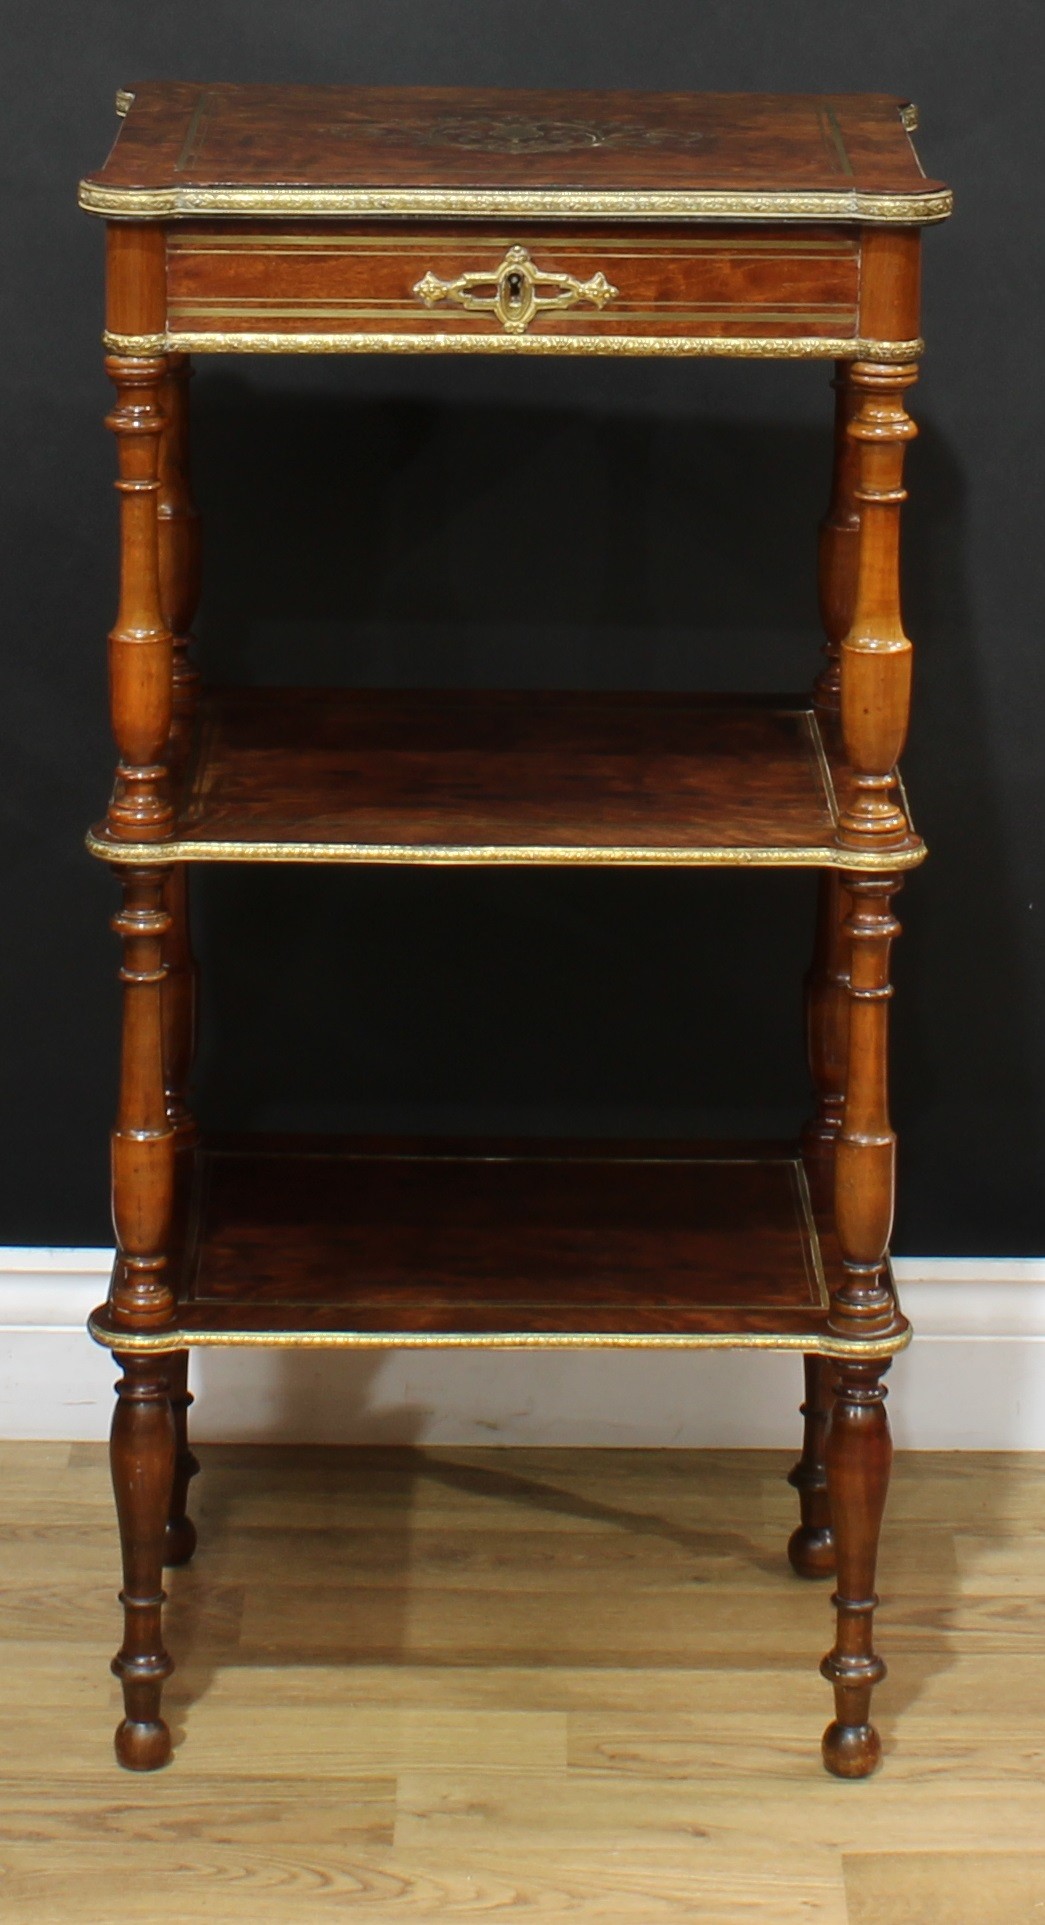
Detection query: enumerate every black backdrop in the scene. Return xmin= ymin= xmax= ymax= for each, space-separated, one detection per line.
xmin=3 ymin=3 xmax=1043 ymax=1253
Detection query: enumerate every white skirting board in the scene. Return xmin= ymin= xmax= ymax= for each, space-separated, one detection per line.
xmin=2 ymin=1250 xmax=1045 ymax=1449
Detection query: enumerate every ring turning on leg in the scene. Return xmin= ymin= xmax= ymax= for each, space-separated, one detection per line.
xmin=820 ymin=1357 xmax=892 ymax=1777
xmin=110 ymin=1353 xmax=176 ymax=1769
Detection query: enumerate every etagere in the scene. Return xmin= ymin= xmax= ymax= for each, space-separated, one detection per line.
xmin=80 ymin=84 xmax=951 ymax=1776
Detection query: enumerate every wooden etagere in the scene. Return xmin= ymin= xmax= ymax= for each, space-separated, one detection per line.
xmin=80 ymin=84 xmax=951 ymax=1778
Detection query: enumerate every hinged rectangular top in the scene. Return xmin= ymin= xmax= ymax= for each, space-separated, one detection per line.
xmin=80 ymin=84 xmax=951 ymax=224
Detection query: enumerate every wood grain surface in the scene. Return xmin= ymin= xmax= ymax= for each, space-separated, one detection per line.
xmin=2 ymin=1443 xmax=1043 ymax=1921
xmin=87 ymin=1134 xmax=905 ymax=1349
xmin=89 ymin=688 xmax=924 ymax=868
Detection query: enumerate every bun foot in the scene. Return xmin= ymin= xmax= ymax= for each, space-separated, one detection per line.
xmin=115 ymin=1716 xmax=172 ymax=1772
xmin=821 ymin=1719 xmax=881 ymax=1779
xmin=164 ymin=1513 xmax=197 ymax=1566
xmin=788 ymin=1523 xmax=835 ymax=1579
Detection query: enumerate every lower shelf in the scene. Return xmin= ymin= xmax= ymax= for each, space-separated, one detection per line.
xmin=87 ymin=687 xmax=926 ymax=871
xmin=89 ymin=1136 xmax=909 ymax=1357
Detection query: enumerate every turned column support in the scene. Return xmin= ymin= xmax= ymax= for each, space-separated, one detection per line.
xmin=105 ymin=354 xmax=174 ymax=841
xmin=157 ymin=350 xmax=201 ymax=770
xmin=830 ymin=875 xmax=903 ymax=1341
xmin=814 ymin=361 xmax=861 ymax=716
xmin=821 ymin=1356 xmax=893 ymax=1777
xmin=838 ymin=360 xmax=918 ymax=849
xmin=110 ymin=1352 xmax=176 ymax=1770
xmin=162 ymin=867 xmax=199 ymax=1160
xmin=801 ymin=872 xmax=851 ymax=1211
xmin=104 ymin=225 xmax=173 ymax=841
xmin=110 ymin=866 xmax=176 ymax=1331
xmin=154 ymin=353 xmax=201 ymax=1162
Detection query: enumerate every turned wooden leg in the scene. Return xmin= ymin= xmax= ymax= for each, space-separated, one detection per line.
xmin=163 ymin=866 xmax=199 ymax=1165
xmin=157 ymin=351 xmax=201 ymax=1170
xmin=816 ymin=873 xmax=903 ymax=1774
xmin=832 ymin=874 xmax=904 ymax=1340
xmin=787 ymin=1354 xmax=835 ymax=1578
xmin=110 ymin=867 xmax=177 ymax=1330
xmin=111 ymin=1352 xmax=177 ymax=1770
xmin=801 ymin=871 xmax=851 ymax=1213
xmin=820 ymin=1358 xmax=892 ymax=1777
xmin=156 ymin=354 xmax=203 ymax=1570
xmin=837 ymin=360 xmax=919 ymax=851
xmin=103 ymin=225 xmax=175 ymax=844
xmin=164 ymin=1349 xmax=199 ymax=1567
xmin=105 ymin=359 xmax=173 ymax=840
xmin=157 ymin=349 xmax=201 ymax=773
xmin=813 ymin=360 xmax=860 ymax=717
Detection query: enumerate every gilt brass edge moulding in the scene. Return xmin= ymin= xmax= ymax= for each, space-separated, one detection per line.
xmin=85 ymin=828 xmax=927 ymax=871
xmin=102 ymin=328 xmax=925 ymax=362
xmin=79 ymin=180 xmax=954 ymax=223
xmin=103 ymin=331 xmax=168 ymax=357
xmin=87 ymin=1312 xmax=912 ymax=1359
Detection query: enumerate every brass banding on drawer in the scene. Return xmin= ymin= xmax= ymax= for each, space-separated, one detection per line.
xmin=153 ymin=221 xmax=899 ymax=357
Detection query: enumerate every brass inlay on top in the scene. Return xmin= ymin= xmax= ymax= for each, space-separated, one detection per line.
xmin=413 ymin=244 xmax=618 ymax=334
xmin=820 ymin=106 xmax=855 ymax=180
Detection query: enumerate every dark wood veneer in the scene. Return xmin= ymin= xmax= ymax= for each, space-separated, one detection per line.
xmin=89 ymin=1134 xmax=910 ymax=1350
xmin=85 ymin=86 xmax=943 ymax=202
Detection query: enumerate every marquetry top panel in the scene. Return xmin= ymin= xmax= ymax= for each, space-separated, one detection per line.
xmin=80 ymin=84 xmax=951 ymax=223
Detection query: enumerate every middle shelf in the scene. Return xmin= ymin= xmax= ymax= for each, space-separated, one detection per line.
xmin=88 ymin=687 xmax=924 ymax=870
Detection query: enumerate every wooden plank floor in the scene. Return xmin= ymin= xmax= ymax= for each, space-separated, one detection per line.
xmin=2 ymin=1443 xmax=1044 ymax=1922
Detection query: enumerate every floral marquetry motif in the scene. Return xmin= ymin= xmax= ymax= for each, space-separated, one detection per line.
xmin=392 ymin=113 xmax=706 ymax=155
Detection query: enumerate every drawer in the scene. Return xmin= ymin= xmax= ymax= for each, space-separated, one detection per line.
xmin=164 ymin=221 xmax=864 ymax=352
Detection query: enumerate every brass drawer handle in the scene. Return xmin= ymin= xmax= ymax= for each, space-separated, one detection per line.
xmin=413 ymin=244 xmax=619 ymax=335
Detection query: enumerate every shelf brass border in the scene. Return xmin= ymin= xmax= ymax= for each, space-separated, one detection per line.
xmin=87 ymin=1308 xmax=912 ymax=1359
xmin=79 ymin=180 xmax=953 ymax=224
xmin=86 ymin=827 xmax=928 ymax=872
xmin=102 ymin=328 xmax=925 ymax=362
xmin=87 ymin=1143 xmax=909 ymax=1358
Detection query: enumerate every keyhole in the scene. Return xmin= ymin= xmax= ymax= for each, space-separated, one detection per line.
xmin=505 ymin=269 xmax=524 ymax=308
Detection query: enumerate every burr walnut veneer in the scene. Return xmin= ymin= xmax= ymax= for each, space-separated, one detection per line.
xmin=80 ymin=84 xmax=951 ymax=1779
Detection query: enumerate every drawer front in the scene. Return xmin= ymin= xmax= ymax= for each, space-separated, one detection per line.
xmin=165 ymin=222 xmax=862 ymax=350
